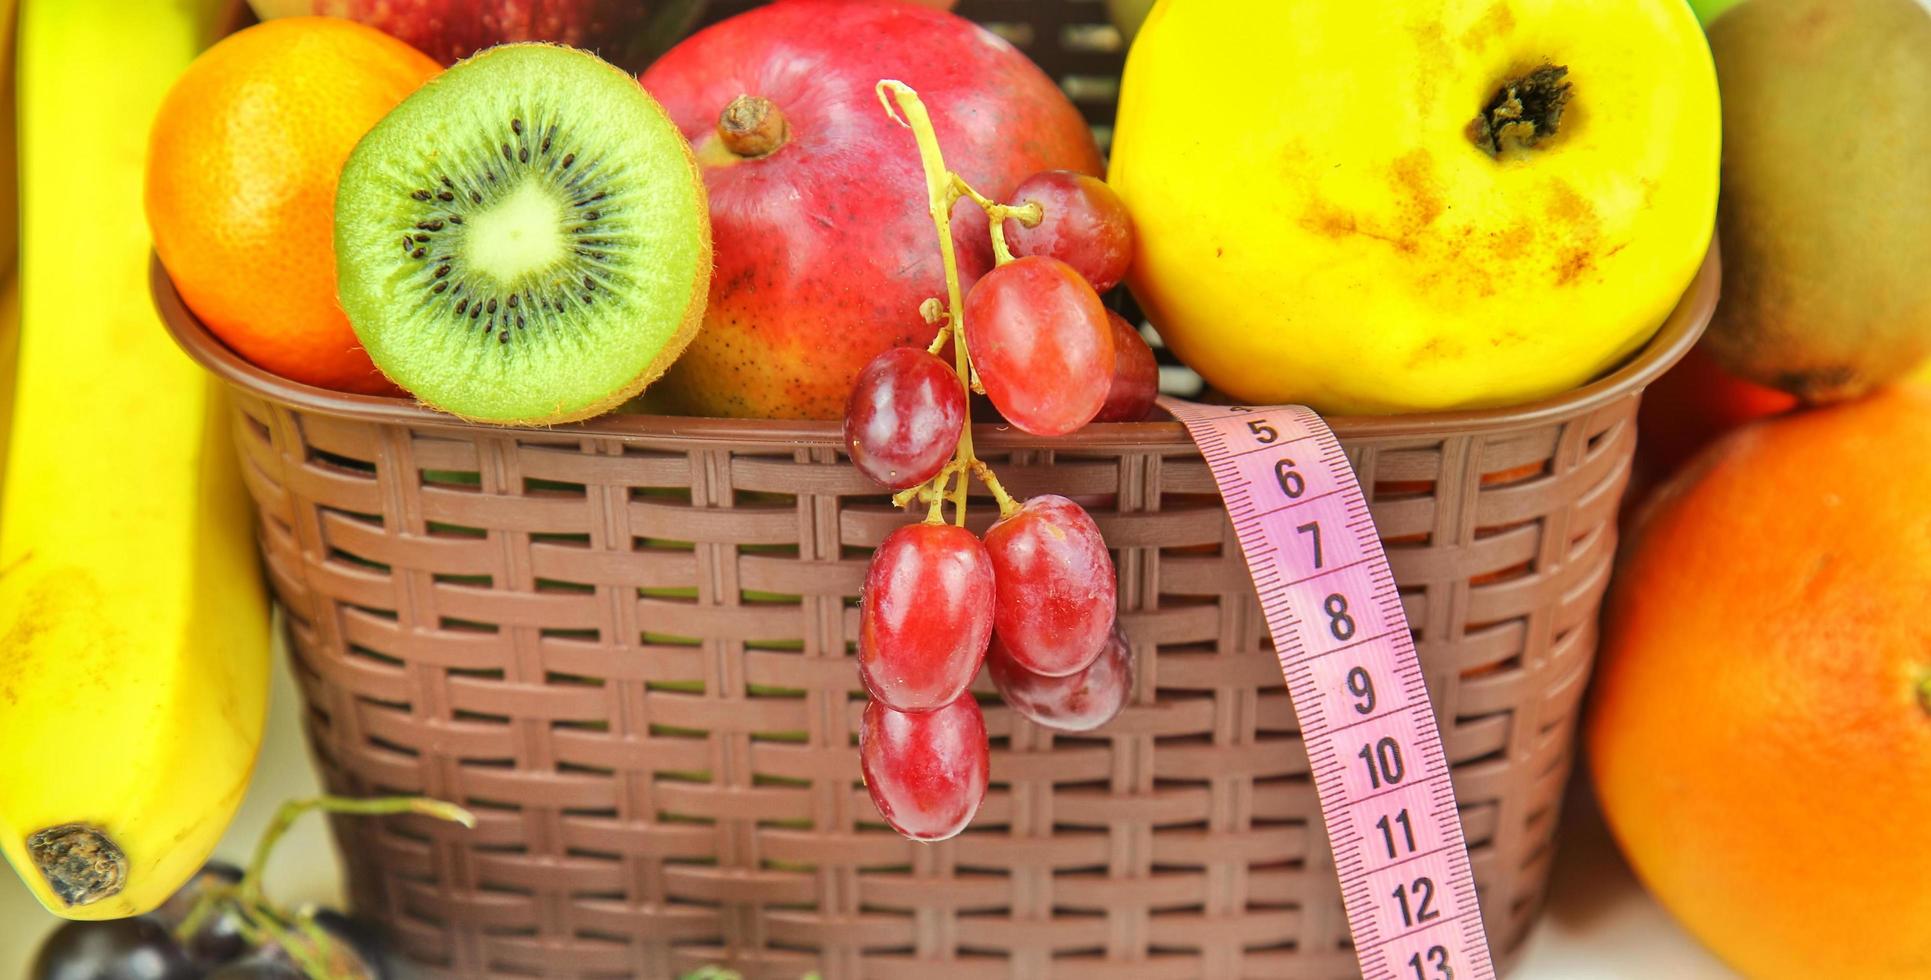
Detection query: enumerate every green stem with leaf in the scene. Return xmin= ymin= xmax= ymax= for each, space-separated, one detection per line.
xmin=175 ymin=795 xmax=475 ymax=980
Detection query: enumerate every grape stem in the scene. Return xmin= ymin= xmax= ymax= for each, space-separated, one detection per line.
xmin=951 ymin=175 xmax=1041 ymax=267
xmin=877 ymin=79 xmax=1026 ymax=524
xmin=174 ymin=795 xmax=475 ymax=980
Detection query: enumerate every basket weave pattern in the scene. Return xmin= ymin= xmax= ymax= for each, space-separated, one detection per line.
xmin=226 ymin=393 xmax=1638 ymax=979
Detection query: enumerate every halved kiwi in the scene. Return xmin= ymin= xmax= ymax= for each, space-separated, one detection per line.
xmin=335 ymin=43 xmax=710 ymax=425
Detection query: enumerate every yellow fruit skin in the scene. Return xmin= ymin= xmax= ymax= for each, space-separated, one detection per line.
xmin=0 ymin=0 xmax=24 ymax=487
xmin=0 ymin=0 xmax=270 ymax=921
xmin=1110 ymin=0 xmax=1721 ymax=414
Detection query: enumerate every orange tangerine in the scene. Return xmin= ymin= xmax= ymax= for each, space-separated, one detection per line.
xmin=145 ymin=18 xmax=438 ymax=393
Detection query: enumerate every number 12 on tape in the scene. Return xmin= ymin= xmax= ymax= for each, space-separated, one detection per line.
xmin=1165 ymin=399 xmax=1496 ymax=980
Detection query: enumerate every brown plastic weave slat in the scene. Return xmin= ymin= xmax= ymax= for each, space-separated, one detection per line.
xmin=159 ymin=239 xmax=1712 ymax=979
xmin=158 ymin=4 xmax=1717 ymax=975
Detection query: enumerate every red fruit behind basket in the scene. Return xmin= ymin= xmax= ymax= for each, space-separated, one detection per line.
xmin=640 ymin=0 xmax=1103 ymax=419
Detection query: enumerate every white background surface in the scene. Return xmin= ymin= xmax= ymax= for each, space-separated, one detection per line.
xmin=0 ymin=649 xmax=1737 ymax=979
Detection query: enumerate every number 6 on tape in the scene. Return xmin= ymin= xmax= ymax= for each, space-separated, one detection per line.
xmin=1164 ymin=398 xmax=1496 ymax=980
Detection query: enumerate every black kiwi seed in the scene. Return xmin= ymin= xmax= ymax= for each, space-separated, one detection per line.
xmin=506 ymin=294 xmax=519 ymax=308
xmin=584 ymin=211 xmax=600 ymax=221
xmin=448 ymin=215 xmax=463 ymax=225
xmin=469 ymin=305 xmax=482 ymax=320
xmin=562 ymin=153 xmax=575 ymax=168
xmin=498 ymin=330 xmax=510 ymax=344
xmin=519 ymin=147 xmax=530 ymax=163
xmin=511 ymin=118 xmax=523 ymax=135
xmin=411 ymin=247 xmax=427 ymax=259
xmin=401 ymin=236 xmax=414 ymax=250
xmin=437 ymin=190 xmax=454 ymax=202
xmin=414 ymin=233 xmax=431 ymax=242
xmin=516 ymin=314 xmax=525 ymax=329
xmin=411 ymin=190 xmax=430 ymax=201
xmin=432 ymin=281 xmax=448 ymax=294
xmin=501 ymin=143 xmax=512 ymax=161
xmin=471 ymin=191 xmax=482 ymax=203
xmin=486 ymin=170 xmax=496 ymax=183
xmin=583 ymin=276 xmax=595 ymax=290
xmin=455 ymin=298 xmax=468 ymax=314
xmin=441 ymin=176 xmax=454 ymax=188
xmin=435 ymin=265 xmax=452 ymax=278
xmin=486 ymin=298 xmax=497 ymax=314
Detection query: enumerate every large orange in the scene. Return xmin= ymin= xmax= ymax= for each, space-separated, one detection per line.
xmin=1589 ymin=383 xmax=1931 ymax=979
xmin=145 ymin=18 xmax=438 ymax=393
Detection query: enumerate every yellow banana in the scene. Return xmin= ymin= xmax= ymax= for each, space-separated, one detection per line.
xmin=0 ymin=0 xmax=270 ymax=921
xmin=1 ymin=0 xmax=24 ymax=485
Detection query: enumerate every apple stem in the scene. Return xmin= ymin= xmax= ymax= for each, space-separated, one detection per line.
xmin=879 ymin=79 xmax=1028 ymax=528
xmin=718 ymin=94 xmax=790 ymax=158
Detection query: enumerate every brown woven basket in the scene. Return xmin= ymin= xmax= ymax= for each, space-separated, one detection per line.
xmin=155 ymin=4 xmax=1717 ymax=976
xmin=155 ymin=235 xmax=1714 ymax=980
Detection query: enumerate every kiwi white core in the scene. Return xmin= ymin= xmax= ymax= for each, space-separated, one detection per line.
xmin=463 ymin=181 xmax=571 ymax=284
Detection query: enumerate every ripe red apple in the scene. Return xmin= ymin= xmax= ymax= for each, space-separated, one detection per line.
xmin=641 ymin=0 xmax=1104 ymax=419
xmin=245 ymin=0 xmax=707 ymax=70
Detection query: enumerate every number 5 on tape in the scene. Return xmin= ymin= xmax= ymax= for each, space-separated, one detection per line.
xmin=1165 ymin=398 xmax=1496 ymax=980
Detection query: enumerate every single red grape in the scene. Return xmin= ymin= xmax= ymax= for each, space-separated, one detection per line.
xmin=844 ymin=347 xmax=966 ymax=489
xmin=860 ymin=522 xmax=995 ymax=711
xmin=860 ymin=694 xmax=989 ymax=841
xmin=963 ymin=256 xmax=1113 ymax=436
xmin=1003 ymin=170 xmax=1134 ymax=293
xmin=983 ymin=495 xmax=1116 ymax=677
xmin=1093 ymin=312 xmax=1159 ymax=423
xmin=989 ymin=625 xmax=1133 ymax=732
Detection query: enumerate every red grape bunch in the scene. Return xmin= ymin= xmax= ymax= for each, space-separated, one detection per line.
xmin=843 ymin=82 xmax=1149 ymax=842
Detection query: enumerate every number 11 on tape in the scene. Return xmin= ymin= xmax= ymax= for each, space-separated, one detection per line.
xmin=1164 ymin=398 xmax=1496 ymax=980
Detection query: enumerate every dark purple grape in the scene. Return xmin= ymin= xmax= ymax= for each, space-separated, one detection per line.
xmin=30 ymin=917 xmax=195 ymax=980
xmin=154 ymin=860 xmax=250 ymax=968
xmin=183 ymin=907 xmax=251 ymax=968
xmin=204 ymin=954 xmax=303 ymax=980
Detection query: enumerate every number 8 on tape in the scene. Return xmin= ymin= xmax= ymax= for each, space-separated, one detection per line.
xmin=1164 ymin=398 xmax=1496 ymax=980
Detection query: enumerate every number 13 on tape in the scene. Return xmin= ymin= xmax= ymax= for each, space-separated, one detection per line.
xmin=1165 ymin=398 xmax=1496 ymax=980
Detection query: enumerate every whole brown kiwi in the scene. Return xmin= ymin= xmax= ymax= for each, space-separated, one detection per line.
xmin=1700 ymin=0 xmax=1931 ymax=402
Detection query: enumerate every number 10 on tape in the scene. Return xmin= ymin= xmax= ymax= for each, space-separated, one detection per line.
xmin=1165 ymin=399 xmax=1496 ymax=980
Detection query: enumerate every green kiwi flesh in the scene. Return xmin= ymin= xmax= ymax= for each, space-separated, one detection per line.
xmin=335 ymin=43 xmax=710 ymax=425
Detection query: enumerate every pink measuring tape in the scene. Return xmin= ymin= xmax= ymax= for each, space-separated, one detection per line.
xmin=1164 ymin=398 xmax=1496 ymax=980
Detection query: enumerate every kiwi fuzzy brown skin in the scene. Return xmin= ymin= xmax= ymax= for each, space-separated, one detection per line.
xmin=1700 ymin=0 xmax=1931 ymax=403
xmin=335 ymin=42 xmax=711 ymax=427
